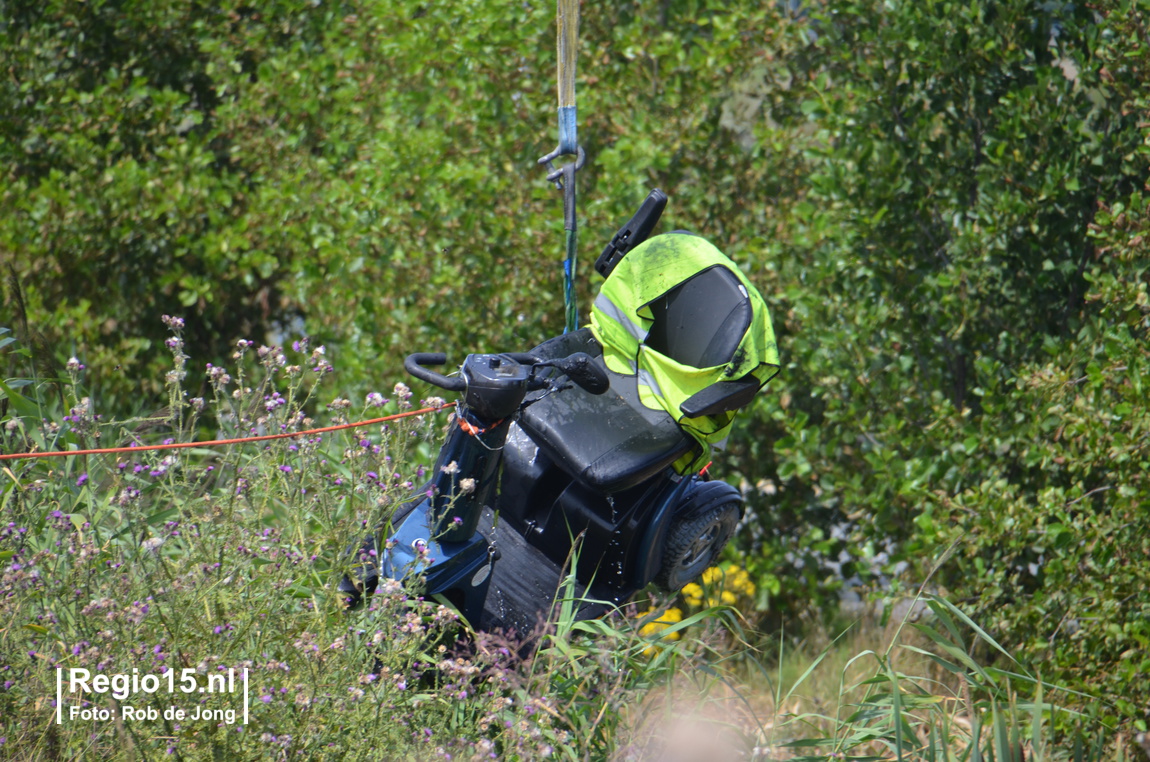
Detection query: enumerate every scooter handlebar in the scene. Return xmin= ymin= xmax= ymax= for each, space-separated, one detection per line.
xmin=404 ymin=353 xmax=466 ymax=393
xmin=405 ymin=351 xmax=608 ymax=396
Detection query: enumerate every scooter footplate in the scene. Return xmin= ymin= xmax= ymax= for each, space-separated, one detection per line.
xmin=477 ymin=508 xmax=622 ymax=636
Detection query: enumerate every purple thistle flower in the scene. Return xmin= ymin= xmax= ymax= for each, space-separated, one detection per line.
xmin=75 ymin=473 xmax=88 ymax=488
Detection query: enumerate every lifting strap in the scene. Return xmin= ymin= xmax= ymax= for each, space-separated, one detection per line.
xmin=538 ymin=0 xmax=584 ymax=334
xmin=556 ymin=0 xmax=578 ymax=156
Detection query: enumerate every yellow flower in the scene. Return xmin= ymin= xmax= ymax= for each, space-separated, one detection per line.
xmin=683 ymin=565 xmax=756 ymax=609
xmin=638 ymin=606 xmax=682 ymax=638
xmin=727 ymin=567 xmax=756 ymax=597
xmin=637 ymin=606 xmax=684 ymax=656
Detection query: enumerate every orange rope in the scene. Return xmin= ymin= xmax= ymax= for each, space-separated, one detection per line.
xmin=0 ymin=404 xmax=452 ymax=462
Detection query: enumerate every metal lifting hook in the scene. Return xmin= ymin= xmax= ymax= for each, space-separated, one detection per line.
xmin=537 ymin=145 xmax=585 ymax=231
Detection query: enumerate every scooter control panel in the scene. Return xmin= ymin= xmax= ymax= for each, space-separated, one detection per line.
xmin=462 ymin=354 xmax=534 ymax=421
xmin=484 ymin=356 xmax=526 ymax=377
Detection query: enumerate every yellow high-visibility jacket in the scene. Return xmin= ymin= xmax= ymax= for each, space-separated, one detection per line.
xmin=590 ymin=234 xmax=779 ymax=472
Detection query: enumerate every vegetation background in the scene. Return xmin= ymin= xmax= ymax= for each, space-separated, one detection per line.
xmin=2 ymin=0 xmax=1148 ymax=757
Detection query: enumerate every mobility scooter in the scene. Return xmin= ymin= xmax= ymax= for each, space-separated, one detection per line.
xmin=340 ymin=191 xmax=779 ymax=634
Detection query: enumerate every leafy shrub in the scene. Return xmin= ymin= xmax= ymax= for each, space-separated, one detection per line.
xmin=713 ymin=0 xmax=1150 ymax=727
xmin=4 ymin=0 xmax=1148 ymax=737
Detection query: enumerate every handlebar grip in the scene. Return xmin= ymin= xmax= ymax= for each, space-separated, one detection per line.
xmin=404 ymin=353 xmax=466 ymax=393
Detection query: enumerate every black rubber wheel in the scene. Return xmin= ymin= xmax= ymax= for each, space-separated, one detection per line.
xmin=655 ymin=502 xmax=740 ymax=591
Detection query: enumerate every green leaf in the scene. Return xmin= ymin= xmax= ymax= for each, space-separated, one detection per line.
xmin=145 ymin=507 xmax=180 ymax=525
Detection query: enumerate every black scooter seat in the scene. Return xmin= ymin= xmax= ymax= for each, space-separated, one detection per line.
xmin=518 ymin=329 xmax=699 ymax=494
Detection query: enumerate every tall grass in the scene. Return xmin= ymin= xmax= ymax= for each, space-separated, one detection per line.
xmin=740 ymin=596 xmax=1110 ymax=762
xmin=0 ymin=323 xmax=1123 ymax=760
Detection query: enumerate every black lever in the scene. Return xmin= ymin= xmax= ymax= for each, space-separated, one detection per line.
xmin=544 ymin=353 xmax=610 ymax=395
xmin=594 ymin=188 xmax=668 ymax=279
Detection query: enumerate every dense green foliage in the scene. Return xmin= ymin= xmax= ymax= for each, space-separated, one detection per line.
xmin=723 ymin=0 xmax=1150 ymax=727
xmin=3 ymin=0 xmax=1148 ymax=737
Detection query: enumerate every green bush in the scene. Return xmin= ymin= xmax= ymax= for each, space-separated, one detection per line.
xmin=718 ymin=0 xmax=1150 ymax=726
xmin=2 ymin=0 xmax=781 ymax=407
xmin=3 ymin=0 xmax=1148 ymax=735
